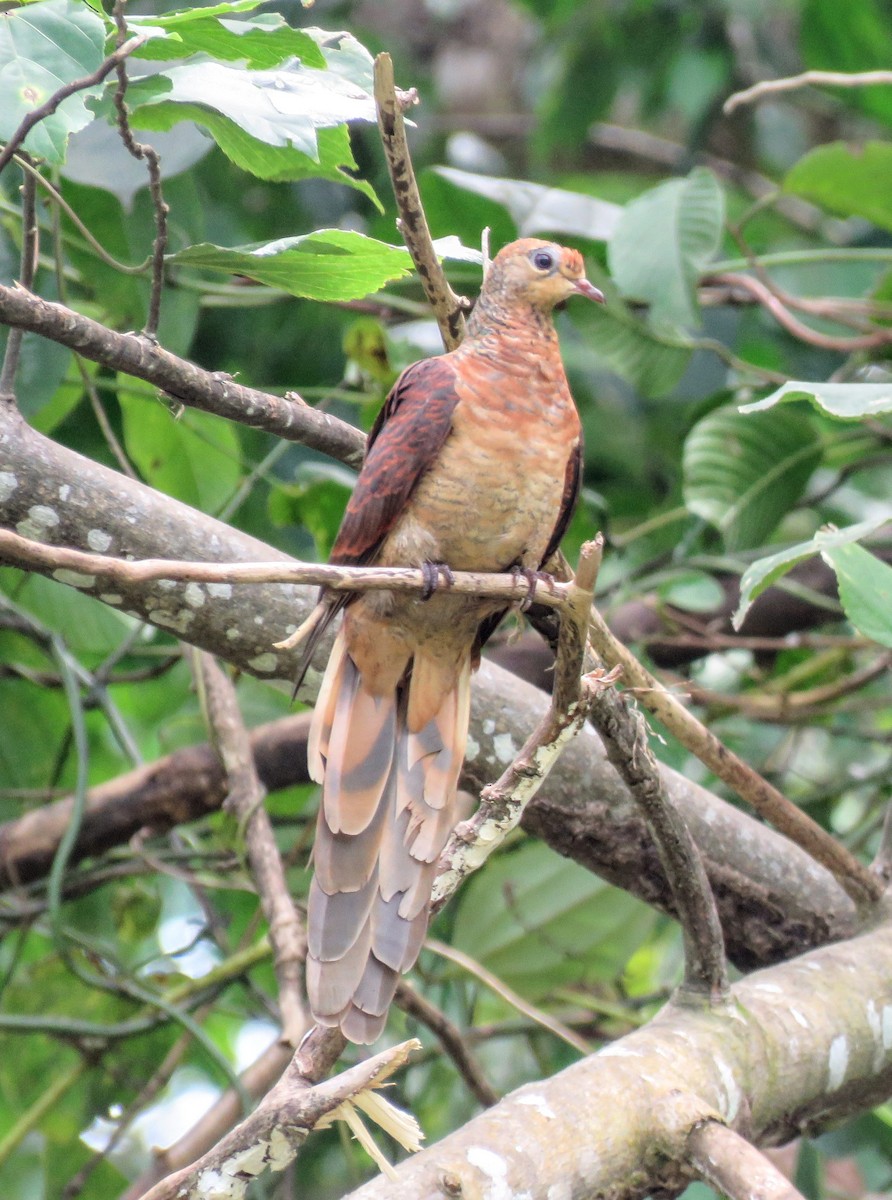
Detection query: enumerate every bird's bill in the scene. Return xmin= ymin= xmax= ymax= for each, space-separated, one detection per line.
xmin=573 ymin=278 xmax=606 ymax=303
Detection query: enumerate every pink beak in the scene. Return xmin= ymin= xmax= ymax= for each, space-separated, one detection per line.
xmin=574 ymin=278 xmax=605 ymax=303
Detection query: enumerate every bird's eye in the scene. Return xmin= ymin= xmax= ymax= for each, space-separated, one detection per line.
xmin=531 ymin=249 xmax=555 ymax=272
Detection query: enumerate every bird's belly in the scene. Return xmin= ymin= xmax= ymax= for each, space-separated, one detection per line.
xmin=382 ymin=410 xmax=575 ymax=573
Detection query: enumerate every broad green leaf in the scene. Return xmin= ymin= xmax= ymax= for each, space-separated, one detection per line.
xmin=683 ymin=405 xmax=822 ymax=550
xmin=126 ymin=50 xmax=375 ymax=163
xmin=1 ymin=572 xmax=136 ymax=657
xmin=118 ymin=377 xmax=242 ymax=513
xmin=451 ymin=841 xmax=656 ymax=1000
xmin=434 ymin=166 xmax=622 ymax=242
xmin=608 ymin=167 xmax=724 ymax=329
xmin=740 ymin=381 xmax=892 ymax=421
xmin=130 ymin=9 xmax=326 ymax=68
xmin=0 ymin=0 xmax=106 ymax=164
xmin=823 ymin=541 xmax=892 ymax=647
xmin=733 ymin=517 xmax=887 ymax=629
xmin=566 ymin=297 xmax=692 ymax=399
xmin=657 ymin=571 xmax=726 ymax=613
xmin=169 ymin=230 xmax=415 ymax=301
xmin=133 ymin=101 xmax=377 ymax=202
xmin=784 ymin=143 xmax=892 ymax=233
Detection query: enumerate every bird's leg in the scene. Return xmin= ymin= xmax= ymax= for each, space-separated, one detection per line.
xmin=420 ymin=561 xmax=456 ymax=600
xmin=510 ymin=565 xmax=558 ymax=612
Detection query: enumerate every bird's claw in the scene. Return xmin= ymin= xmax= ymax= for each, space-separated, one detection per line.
xmin=512 ymin=567 xmax=557 ymax=611
xmin=421 ymin=561 xmax=456 ymax=600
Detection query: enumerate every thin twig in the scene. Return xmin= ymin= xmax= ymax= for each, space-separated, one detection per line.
xmin=687 ymin=1120 xmax=807 ymax=1200
xmin=394 ymin=980 xmax=498 ymax=1107
xmin=0 ymin=527 xmax=570 ymax=611
xmin=112 ymin=2 xmax=168 ymax=338
xmin=196 ymin=652 xmax=308 ymax=1045
xmin=374 ymin=53 xmax=467 ymax=350
xmin=0 ymin=36 xmax=147 ymax=178
xmin=585 ymin=603 xmax=882 ymax=907
xmin=706 ymin=272 xmax=892 ymax=352
xmin=426 ymin=939 xmax=591 ymax=1057
xmin=725 ymin=69 xmax=892 ymax=115
xmin=0 ymin=167 xmax=38 ymax=400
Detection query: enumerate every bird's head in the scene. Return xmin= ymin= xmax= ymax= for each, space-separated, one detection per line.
xmin=484 ymin=238 xmax=605 ymax=312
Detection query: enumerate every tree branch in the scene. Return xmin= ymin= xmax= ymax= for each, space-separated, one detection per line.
xmin=725 ymin=69 xmax=892 ymax=115
xmin=341 ymin=920 xmax=892 ymax=1198
xmin=374 ymin=53 xmax=467 ymax=350
xmin=0 ymin=288 xmax=365 ymax=466
xmin=687 ymin=1120 xmax=807 ymax=1200
xmin=197 ymin=652 xmax=308 ymax=1045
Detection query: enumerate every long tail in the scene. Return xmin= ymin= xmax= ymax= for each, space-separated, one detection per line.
xmin=306 ymin=628 xmax=470 ymax=1043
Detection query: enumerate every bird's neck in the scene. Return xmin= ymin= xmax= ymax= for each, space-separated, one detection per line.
xmin=464 ymin=298 xmax=559 ymax=362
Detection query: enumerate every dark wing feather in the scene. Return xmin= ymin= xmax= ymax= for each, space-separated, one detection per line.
xmin=541 ymin=436 xmax=583 ymax=567
xmin=329 ymin=355 xmax=461 ymax=567
xmin=293 ymin=356 xmax=460 ymax=693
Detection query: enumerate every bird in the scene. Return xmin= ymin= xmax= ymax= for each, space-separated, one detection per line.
xmin=292 ymin=238 xmax=604 ymax=1043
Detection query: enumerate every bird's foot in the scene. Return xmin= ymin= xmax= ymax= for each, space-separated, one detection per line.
xmin=421 ymin=561 xmax=456 ymax=600
xmin=511 ymin=566 xmax=557 ymax=611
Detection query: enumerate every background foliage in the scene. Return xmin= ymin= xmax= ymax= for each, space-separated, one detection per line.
xmin=1 ymin=0 xmax=892 ymax=1196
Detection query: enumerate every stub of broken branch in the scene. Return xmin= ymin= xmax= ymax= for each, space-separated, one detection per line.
xmin=141 ymin=1037 xmax=421 ymax=1200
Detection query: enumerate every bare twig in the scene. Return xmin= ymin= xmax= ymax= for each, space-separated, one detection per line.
xmin=706 ymin=272 xmax=892 ymax=352
xmin=394 ymin=980 xmax=498 ymax=1107
xmin=431 ymin=541 xmax=606 ymax=911
xmin=0 ymin=167 xmax=38 ymax=402
xmin=0 ymin=36 xmax=146 ymax=178
xmin=585 ymin=603 xmax=883 ymax=907
xmin=0 ymin=283 xmax=366 ymax=466
xmin=426 ymin=939 xmax=590 ymax=1057
xmin=374 ymin=53 xmax=467 ymax=350
xmin=197 ymin=653 xmax=308 ymax=1045
xmin=725 ymin=69 xmax=892 ymax=115
xmin=112 ymin=2 xmax=168 ymax=338
xmin=687 ymin=1120 xmax=807 ymax=1200
xmin=0 ymin=527 xmax=570 ymax=611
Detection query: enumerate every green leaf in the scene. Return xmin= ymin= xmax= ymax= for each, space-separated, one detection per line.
xmin=784 ymin=142 xmax=892 ymax=233
xmin=823 ymin=541 xmax=892 ymax=647
xmin=450 ymin=841 xmax=656 ymax=1000
xmin=169 ymin=230 xmax=415 ymax=301
xmin=732 ymin=517 xmax=887 ymax=629
xmin=683 ymin=405 xmax=822 ymax=550
xmin=130 ymin=9 xmax=326 ymax=69
xmin=118 ymin=378 xmax=242 ymax=513
xmin=0 ymin=0 xmax=106 ymax=164
xmin=126 ymin=48 xmax=375 ymax=163
xmin=740 ymin=380 xmax=892 ymax=421
xmin=566 ymin=296 xmax=692 ymax=399
xmin=433 ymin=167 xmax=621 ymax=242
xmin=133 ymin=101 xmax=377 ymax=202
xmin=657 ymin=571 xmax=726 ymax=614
xmin=608 ymin=167 xmax=724 ymax=329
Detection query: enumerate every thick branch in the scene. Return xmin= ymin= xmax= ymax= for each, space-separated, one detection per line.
xmin=343 ymin=920 xmax=892 ymax=1199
